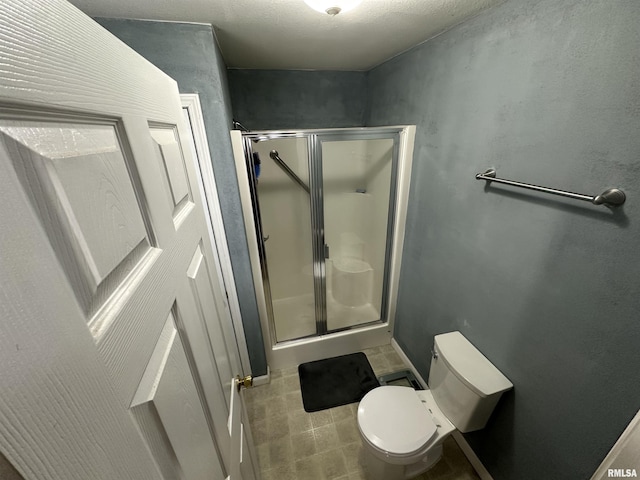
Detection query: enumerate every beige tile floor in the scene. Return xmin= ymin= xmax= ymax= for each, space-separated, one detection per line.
xmin=244 ymin=344 xmax=481 ymax=480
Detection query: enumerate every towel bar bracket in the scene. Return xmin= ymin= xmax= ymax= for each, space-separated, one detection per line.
xmin=593 ymin=188 xmax=626 ymax=206
xmin=482 ymin=168 xmax=497 ymax=179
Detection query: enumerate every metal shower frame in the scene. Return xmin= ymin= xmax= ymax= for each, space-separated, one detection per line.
xmin=241 ymin=127 xmax=403 ymax=346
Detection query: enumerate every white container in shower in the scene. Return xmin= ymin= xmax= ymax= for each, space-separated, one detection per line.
xmin=332 ymin=257 xmax=374 ymax=307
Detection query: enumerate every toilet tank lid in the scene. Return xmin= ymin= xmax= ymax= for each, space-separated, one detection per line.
xmin=434 ymin=332 xmax=513 ymax=397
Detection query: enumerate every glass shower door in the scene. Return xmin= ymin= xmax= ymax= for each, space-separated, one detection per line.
xmin=319 ymin=136 xmax=397 ymax=332
xmin=245 ymin=129 xmax=401 ymax=344
xmin=251 ymin=137 xmax=316 ymax=342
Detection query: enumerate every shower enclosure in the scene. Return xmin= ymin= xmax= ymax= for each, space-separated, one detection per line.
xmin=234 ymin=127 xmax=415 ymax=368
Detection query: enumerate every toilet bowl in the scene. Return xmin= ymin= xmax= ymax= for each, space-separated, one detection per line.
xmin=357 ymin=387 xmax=455 ymax=480
xmin=357 ymin=332 xmax=513 ymax=480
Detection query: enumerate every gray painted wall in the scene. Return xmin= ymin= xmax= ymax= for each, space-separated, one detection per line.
xmin=95 ymin=18 xmax=267 ymax=376
xmin=228 ymin=69 xmax=367 ymax=130
xmin=367 ymin=0 xmax=640 ymax=478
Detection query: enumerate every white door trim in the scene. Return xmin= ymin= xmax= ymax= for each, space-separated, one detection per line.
xmin=181 ymin=94 xmax=252 ymax=375
xmin=230 ymin=130 xmax=274 ymax=368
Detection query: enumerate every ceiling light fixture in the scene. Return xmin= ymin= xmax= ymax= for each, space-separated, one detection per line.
xmin=303 ymin=0 xmax=362 ymax=16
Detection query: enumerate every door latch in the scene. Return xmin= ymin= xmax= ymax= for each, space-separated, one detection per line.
xmin=235 ymin=374 xmax=253 ymax=392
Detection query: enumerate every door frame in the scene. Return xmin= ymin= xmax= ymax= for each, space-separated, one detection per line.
xmin=181 ymin=94 xmax=252 ymax=376
xmin=232 ymin=126 xmax=416 ymax=370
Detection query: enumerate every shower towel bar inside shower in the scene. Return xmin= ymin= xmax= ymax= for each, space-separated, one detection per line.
xmin=475 ymin=168 xmax=626 ymax=207
xmin=269 ymin=150 xmax=310 ymax=194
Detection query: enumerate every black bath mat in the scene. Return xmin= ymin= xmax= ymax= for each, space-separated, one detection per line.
xmin=298 ymin=352 xmax=380 ymax=412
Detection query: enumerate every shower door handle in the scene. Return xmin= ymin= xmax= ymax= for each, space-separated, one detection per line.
xmin=324 ymin=244 xmax=330 ymax=259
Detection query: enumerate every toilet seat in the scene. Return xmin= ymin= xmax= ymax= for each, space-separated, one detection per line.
xmin=358 ymin=386 xmax=437 ymax=457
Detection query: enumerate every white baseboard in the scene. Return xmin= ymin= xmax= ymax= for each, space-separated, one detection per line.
xmin=252 ymin=366 xmax=270 ymax=387
xmin=390 ymin=338 xmax=494 ymax=480
xmin=451 ymin=431 xmax=494 ymax=480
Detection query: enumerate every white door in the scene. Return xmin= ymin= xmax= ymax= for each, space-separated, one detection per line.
xmin=0 ymin=1 xmax=251 ymax=479
xmin=181 ymin=96 xmax=259 ymax=480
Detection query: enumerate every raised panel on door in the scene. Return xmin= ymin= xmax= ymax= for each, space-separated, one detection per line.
xmin=131 ymin=312 xmax=224 ymax=480
xmin=187 ymin=243 xmax=237 ymax=407
xmin=150 ymin=126 xmax=195 ymax=229
xmin=0 ymin=120 xmax=157 ymax=318
xmin=91 ymin=117 xmax=197 ymax=407
xmin=175 ymin=246 xmax=234 ymax=468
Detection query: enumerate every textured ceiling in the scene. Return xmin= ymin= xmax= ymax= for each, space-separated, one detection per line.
xmin=69 ymin=0 xmax=504 ymax=71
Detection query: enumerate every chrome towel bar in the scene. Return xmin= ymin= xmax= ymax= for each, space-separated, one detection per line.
xmin=475 ymin=168 xmax=626 ymax=207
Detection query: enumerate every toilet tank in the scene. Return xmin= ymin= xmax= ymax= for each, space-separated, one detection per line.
xmin=429 ymin=332 xmax=513 ymax=433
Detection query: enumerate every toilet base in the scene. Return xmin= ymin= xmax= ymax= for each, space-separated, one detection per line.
xmin=361 ymin=443 xmax=443 ymax=480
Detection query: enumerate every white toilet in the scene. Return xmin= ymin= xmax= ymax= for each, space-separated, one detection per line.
xmin=357 ymin=331 xmax=513 ymax=480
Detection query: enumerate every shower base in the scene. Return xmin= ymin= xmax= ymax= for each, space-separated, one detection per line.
xmin=272 ymin=293 xmax=380 ymax=342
